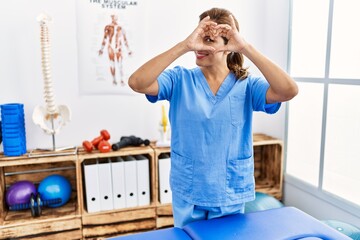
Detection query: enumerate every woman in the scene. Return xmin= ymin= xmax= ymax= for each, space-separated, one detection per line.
xmin=129 ymin=8 xmax=298 ymax=227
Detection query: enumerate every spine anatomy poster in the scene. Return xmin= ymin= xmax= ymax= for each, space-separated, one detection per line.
xmin=76 ymin=0 xmax=146 ymax=94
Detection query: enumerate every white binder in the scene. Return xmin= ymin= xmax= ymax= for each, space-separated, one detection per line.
xmin=158 ymin=153 xmax=172 ymax=204
xmin=111 ymin=157 xmax=126 ymax=209
xmin=123 ymin=155 xmax=138 ymax=207
xmin=98 ymin=158 xmax=114 ymax=211
xmin=135 ymin=155 xmax=150 ymax=206
xmin=83 ymin=160 xmax=101 ymax=213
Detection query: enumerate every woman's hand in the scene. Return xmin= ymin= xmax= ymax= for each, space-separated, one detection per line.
xmin=183 ymin=16 xmax=218 ymax=52
xmin=213 ymin=15 xmax=248 ymax=53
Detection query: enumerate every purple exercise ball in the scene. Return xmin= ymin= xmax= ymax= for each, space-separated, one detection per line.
xmin=6 ymin=180 xmax=37 ymax=206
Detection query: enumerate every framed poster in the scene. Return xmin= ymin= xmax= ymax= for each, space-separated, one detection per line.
xmin=76 ymin=0 xmax=146 ymax=94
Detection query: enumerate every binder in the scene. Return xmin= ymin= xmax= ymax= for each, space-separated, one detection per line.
xmin=83 ymin=160 xmax=101 ymax=213
xmin=111 ymin=157 xmax=126 ymax=209
xmin=123 ymin=155 xmax=138 ymax=207
xmin=135 ymin=155 xmax=150 ymax=206
xmin=158 ymin=153 xmax=172 ymax=204
xmin=97 ymin=158 xmax=114 ymax=211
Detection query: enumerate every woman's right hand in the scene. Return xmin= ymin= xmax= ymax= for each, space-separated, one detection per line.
xmin=183 ymin=16 xmax=218 ymax=52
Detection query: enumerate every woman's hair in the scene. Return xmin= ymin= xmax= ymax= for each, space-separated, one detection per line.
xmin=199 ymin=8 xmax=248 ymax=80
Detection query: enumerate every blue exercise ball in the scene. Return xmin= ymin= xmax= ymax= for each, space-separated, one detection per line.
xmin=245 ymin=192 xmax=284 ymax=213
xmin=38 ymin=174 xmax=72 ymax=208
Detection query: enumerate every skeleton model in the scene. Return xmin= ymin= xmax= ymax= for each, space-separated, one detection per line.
xmin=156 ymin=105 xmax=170 ymax=147
xmin=32 ymin=13 xmax=71 ymax=151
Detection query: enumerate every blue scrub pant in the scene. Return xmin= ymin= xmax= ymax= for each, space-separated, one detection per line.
xmin=172 ymin=194 xmax=245 ymax=228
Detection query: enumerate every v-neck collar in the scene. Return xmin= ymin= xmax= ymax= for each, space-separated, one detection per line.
xmin=196 ymin=68 xmax=235 ymax=103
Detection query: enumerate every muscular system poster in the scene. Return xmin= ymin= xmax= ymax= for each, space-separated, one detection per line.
xmin=76 ymin=0 xmax=146 ymax=94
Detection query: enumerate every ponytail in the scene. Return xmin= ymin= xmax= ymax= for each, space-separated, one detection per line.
xmin=227 ymin=52 xmax=248 ymax=80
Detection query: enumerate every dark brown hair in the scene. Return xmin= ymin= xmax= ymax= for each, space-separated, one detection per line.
xmin=199 ymin=8 xmax=248 ymax=80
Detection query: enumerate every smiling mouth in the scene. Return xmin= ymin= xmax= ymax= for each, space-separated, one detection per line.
xmin=195 ymin=51 xmax=209 ymax=59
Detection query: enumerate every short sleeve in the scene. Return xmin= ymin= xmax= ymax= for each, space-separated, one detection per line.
xmin=145 ymin=67 xmax=182 ymax=103
xmin=250 ymin=75 xmax=281 ymax=114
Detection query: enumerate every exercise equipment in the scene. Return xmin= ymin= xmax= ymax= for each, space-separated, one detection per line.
xmin=112 ymin=135 xmax=150 ymax=151
xmin=108 ymin=207 xmax=351 ymax=240
xmin=9 ymin=192 xmax=61 ymax=217
xmin=37 ymin=174 xmax=72 ymax=208
xmin=5 ymin=176 xmax=69 ymax=217
xmin=322 ymin=220 xmax=360 ymax=239
xmin=0 ymin=120 xmax=2 ymax=145
xmin=245 ymin=191 xmax=284 ymax=213
xmin=0 ymin=103 xmax=27 ymax=156
xmin=5 ymin=180 xmax=37 ymax=206
xmin=83 ymin=130 xmax=111 ymax=153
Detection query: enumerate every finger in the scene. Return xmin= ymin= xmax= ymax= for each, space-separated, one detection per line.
xmin=214 ymin=47 xmax=229 ymax=54
xmin=229 ymin=15 xmax=238 ymax=31
xmin=203 ymin=46 xmax=216 ymax=52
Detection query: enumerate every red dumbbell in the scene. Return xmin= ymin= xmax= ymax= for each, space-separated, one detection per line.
xmin=82 ymin=130 xmax=111 ymax=153
xmin=97 ymin=139 xmax=111 ymax=153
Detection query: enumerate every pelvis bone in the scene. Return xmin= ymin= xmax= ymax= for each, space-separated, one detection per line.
xmin=32 ymin=105 xmax=71 ymax=135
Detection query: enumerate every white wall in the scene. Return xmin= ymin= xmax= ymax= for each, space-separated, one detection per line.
xmin=0 ymin=0 xmax=285 ymax=150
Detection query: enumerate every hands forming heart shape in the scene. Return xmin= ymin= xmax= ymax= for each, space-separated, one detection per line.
xmin=186 ymin=15 xmax=247 ymax=54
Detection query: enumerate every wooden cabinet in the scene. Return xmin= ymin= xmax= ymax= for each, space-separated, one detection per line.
xmin=0 ymin=154 xmax=82 ymax=239
xmin=253 ymin=133 xmax=283 ymax=200
xmin=0 ymin=133 xmax=282 ymax=239
xmin=78 ymin=146 xmax=157 ymax=239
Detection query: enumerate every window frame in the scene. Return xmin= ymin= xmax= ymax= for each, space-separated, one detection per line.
xmin=285 ymin=0 xmax=360 ymax=217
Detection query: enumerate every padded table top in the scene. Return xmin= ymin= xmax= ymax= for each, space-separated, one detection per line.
xmin=109 ymin=207 xmax=351 ymax=240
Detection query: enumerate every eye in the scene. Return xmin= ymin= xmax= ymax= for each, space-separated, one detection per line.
xmin=204 ymin=36 xmax=214 ymax=43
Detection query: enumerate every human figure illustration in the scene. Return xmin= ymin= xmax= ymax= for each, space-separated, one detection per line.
xmin=99 ymin=14 xmax=132 ymax=86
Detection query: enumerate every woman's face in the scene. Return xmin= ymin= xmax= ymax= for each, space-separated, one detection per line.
xmin=195 ymin=35 xmax=228 ymax=67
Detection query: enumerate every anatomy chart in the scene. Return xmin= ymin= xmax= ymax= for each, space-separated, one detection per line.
xmin=76 ymin=0 xmax=146 ymax=95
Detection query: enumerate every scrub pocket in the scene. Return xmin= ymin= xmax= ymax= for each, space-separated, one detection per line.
xmin=226 ymin=156 xmax=254 ymax=194
xmin=229 ymin=95 xmax=246 ymax=127
xmin=170 ymin=150 xmax=193 ymax=194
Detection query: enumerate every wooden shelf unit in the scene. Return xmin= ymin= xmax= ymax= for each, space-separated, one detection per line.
xmin=0 ymin=133 xmax=283 ymax=239
xmin=253 ymin=133 xmax=284 ymax=200
xmin=0 ymin=153 xmax=82 ymax=240
xmin=77 ymin=146 xmax=156 ymax=239
xmin=153 ymin=147 xmax=173 ymax=229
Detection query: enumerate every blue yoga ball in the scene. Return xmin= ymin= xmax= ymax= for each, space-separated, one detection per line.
xmin=38 ymin=174 xmax=72 ymax=208
xmin=245 ymin=192 xmax=284 ymax=213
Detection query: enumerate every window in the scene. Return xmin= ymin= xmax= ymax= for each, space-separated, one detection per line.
xmin=286 ymin=0 xmax=360 ymax=213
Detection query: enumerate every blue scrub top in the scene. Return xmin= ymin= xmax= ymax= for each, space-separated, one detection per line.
xmin=147 ymin=66 xmax=281 ymax=207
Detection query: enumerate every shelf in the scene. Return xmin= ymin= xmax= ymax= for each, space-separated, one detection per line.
xmin=0 ymin=133 xmax=283 ymax=239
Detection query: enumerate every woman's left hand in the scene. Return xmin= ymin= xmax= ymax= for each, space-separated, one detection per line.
xmin=212 ymin=15 xmax=248 ymax=53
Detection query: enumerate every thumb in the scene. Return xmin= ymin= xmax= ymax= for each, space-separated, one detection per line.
xmin=214 ymin=46 xmax=227 ymax=54
xmin=203 ymin=46 xmax=216 ymax=52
